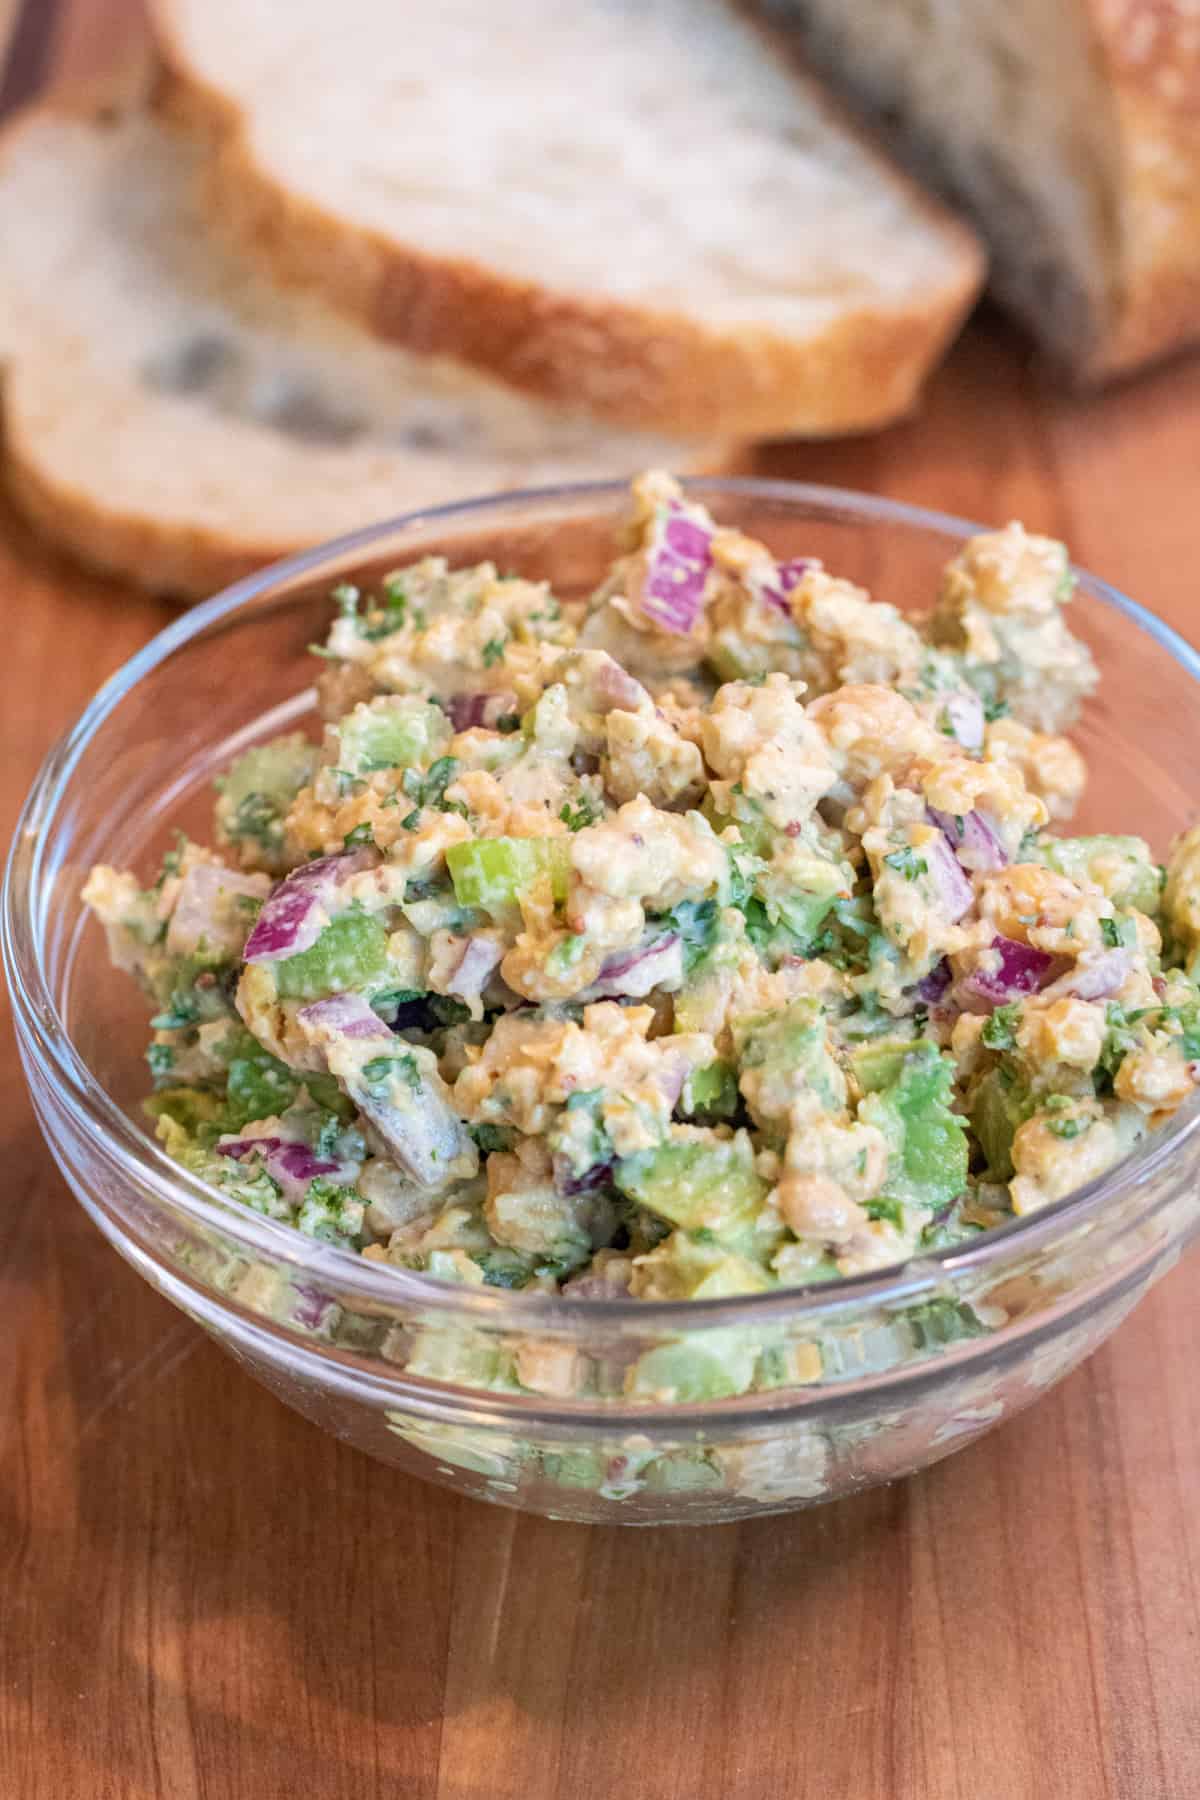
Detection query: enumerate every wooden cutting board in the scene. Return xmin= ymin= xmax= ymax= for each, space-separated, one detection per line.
xmin=2 ymin=6 xmax=1199 ymax=1797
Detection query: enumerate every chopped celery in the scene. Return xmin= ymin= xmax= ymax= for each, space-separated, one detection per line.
xmin=333 ymin=697 xmax=449 ymax=776
xmin=446 ymin=836 xmax=572 ymax=913
xmin=274 ymin=908 xmax=389 ymax=1001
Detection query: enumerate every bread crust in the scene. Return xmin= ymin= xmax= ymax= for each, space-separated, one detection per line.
xmin=1079 ymin=1 xmax=1200 ymax=378
xmin=149 ymin=11 xmax=984 ymax=440
xmin=0 ymin=89 xmax=730 ymax=598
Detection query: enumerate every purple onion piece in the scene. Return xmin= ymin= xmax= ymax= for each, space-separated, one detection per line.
xmin=915 ymin=959 xmax=952 ymax=1005
xmin=218 ymin=1134 xmax=348 ymax=1201
xmin=958 ymin=935 xmax=1063 ymax=1008
xmin=928 ymin=807 xmax=1008 ymax=874
xmin=297 ymin=992 xmax=394 ymax=1041
xmin=924 ymin=833 xmax=975 ymax=922
xmin=939 ymin=690 xmax=985 ymax=753
xmin=166 ymin=861 xmax=270 ymax=958
xmin=1053 ymin=948 xmax=1132 ymax=1001
xmin=243 ymin=849 xmax=375 ymax=963
xmin=446 ymin=690 xmax=519 ymax=732
xmin=590 ymin=654 xmax=652 ymax=714
xmin=291 ymin=1283 xmax=338 ymax=1331
xmin=639 ymin=502 xmax=713 ymax=634
xmin=755 ymin=555 xmax=813 ymax=616
xmin=584 ymin=933 xmax=682 ymax=999
xmin=444 ymin=935 xmax=504 ymax=1001
xmin=553 ymin=1153 xmax=616 ymax=1198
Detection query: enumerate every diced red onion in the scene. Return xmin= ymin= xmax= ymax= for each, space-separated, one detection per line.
xmin=938 ymin=690 xmax=985 ymax=753
xmin=297 ymin=992 xmax=393 ymax=1040
xmin=929 ymin=808 xmax=1008 ymax=874
xmin=924 ymin=833 xmax=975 ymax=922
xmin=1049 ymin=948 xmax=1132 ymax=1001
xmin=217 ymin=1133 xmax=348 ymax=1200
xmin=591 ymin=654 xmax=651 ymax=714
xmin=299 ymin=992 xmax=473 ymax=1189
xmin=444 ymin=935 xmax=504 ymax=1001
xmin=958 ymin=935 xmax=1062 ymax=1008
xmin=915 ymin=959 xmax=952 ymax=1004
xmin=639 ymin=502 xmax=713 ymax=635
xmin=553 ymin=1153 xmax=616 ymax=1198
xmin=752 ymin=556 xmax=812 ymax=616
xmin=166 ymin=861 xmax=271 ymax=958
xmin=243 ymin=849 xmax=376 ymax=963
xmin=291 ymin=1283 xmax=338 ymax=1332
xmin=446 ymin=690 xmax=519 ymax=731
xmin=585 ymin=933 xmax=683 ymax=999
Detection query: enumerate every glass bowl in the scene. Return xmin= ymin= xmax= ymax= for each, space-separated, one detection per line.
xmin=7 ymin=479 xmax=1200 ymax=1526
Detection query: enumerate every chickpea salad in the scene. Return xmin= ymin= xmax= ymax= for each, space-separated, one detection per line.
xmin=86 ymin=472 xmax=1200 ymax=1305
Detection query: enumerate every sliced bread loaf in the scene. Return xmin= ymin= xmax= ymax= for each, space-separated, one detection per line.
xmin=765 ymin=0 xmax=1200 ymax=381
xmin=148 ymin=0 xmax=983 ymax=440
xmin=0 ymin=98 xmax=718 ymax=596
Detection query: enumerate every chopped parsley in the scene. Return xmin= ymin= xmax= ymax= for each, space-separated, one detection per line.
xmin=885 ymin=846 xmax=927 ymax=881
xmin=1100 ymin=914 xmax=1137 ymax=949
xmin=481 ymin=636 xmax=507 ymax=668
xmin=361 ymin=1052 xmax=423 ymax=1098
xmin=559 ymin=793 xmax=603 ymax=832
xmin=982 ymin=1002 xmax=1021 ymax=1052
xmin=401 ymin=756 xmax=461 ymax=815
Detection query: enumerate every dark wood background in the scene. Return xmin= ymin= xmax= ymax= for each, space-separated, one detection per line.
xmin=2 ymin=5 xmax=1199 ymax=1795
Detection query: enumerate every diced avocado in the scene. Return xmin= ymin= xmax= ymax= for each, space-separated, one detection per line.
xmin=446 ymin=836 xmax=572 ymax=914
xmin=733 ymin=998 xmax=847 ymax=1117
xmin=702 ymin=797 xmax=774 ymax=858
xmin=690 ymin=1256 xmax=774 ymax=1299
xmin=214 ymin=733 xmax=318 ymax=866
xmin=614 ymin=1131 xmax=767 ymax=1240
xmin=850 ymin=1038 xmax=925 ymax=1095
xmin=631 ymin=1232 xmax=773 ymax=1299
xmin=274 ymin=908 xmax=390 ymax=1001
xmin=333 ymin=696 xmax=449 ymax=776
xmin=1034 ymin=834 xmax=1162 ymax=917
xmin=629 ymin=1329 xmax=759 ymax=1401
xmin=969 ymin=1066 xmax=1036 ymax=1181
xmin=680 ymin=1060 xmax=740 ymax=1119
xmin=859 ymin=1043 xmax=968 ymax=1215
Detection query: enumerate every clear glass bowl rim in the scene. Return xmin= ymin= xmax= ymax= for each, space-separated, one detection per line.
xmin=7 ymin=474 xmax=1200 ymax=1337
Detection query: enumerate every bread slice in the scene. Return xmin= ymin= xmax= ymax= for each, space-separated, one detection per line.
xmin=764 ymin=0 xmax=1200 ymax=382
xmin=0 ymin=98 xmax=720 ymax=598
xmin=147 ymin=0 xmax=983 ymax=441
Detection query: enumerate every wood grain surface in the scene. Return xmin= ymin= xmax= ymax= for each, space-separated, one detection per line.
xmin=3 ymin=9 xmax=1200 ymax=1798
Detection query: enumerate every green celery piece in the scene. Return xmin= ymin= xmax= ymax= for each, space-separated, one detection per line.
xmin=334 ymin=698 xmax=449 ymax=776
xmin=629 ymin=1330 xmax=759 ymax=1402
xmin=215 ymin=734 xmax=317 ymax=857
xmin=615 ymin=1133 xmax=766 ymax=1239
xmin=850 ymin=1038 xmax=925 ymax=1095
xmin=274 ymin=908 xmax=390 ymax=1001
xmin=859 ymin=1043 xmax=968 ymax=1214
xmin=1034 ymin=834 xmax=1162 ymax=916
xmin=446 ymin=836 xmax=572 ymax=913
xmin=969 ymin=1067 xmax=1036 ymax=1182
